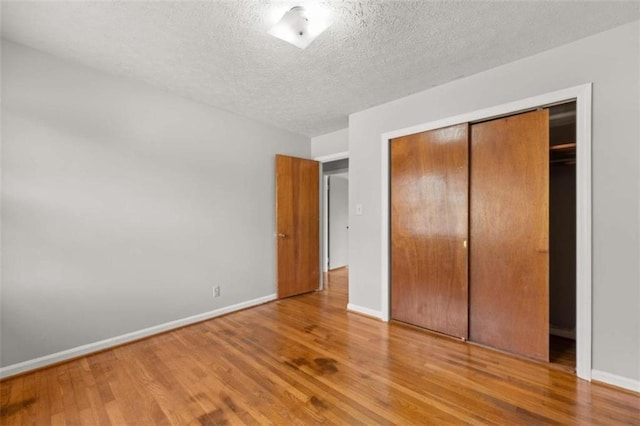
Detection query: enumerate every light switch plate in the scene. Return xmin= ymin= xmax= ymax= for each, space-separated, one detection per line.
xmin=355 ymin=203 xmax=363 ymax=215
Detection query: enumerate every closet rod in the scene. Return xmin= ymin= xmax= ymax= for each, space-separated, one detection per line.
xmin=550 ymin=143 xmax=576 ymax=151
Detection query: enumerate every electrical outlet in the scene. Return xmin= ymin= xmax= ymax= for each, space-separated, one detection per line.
xmin=213 ymin=286 xmax=221 ymax=298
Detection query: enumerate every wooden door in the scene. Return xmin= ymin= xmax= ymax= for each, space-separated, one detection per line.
xmin=276 ymin=154 xmax=320 ymax=298
xmin=469 ymin=109 xmax=549 ymax=361
xmin=390 ymin=124 xmax=469 ymax=339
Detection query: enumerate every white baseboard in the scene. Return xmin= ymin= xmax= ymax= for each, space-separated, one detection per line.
xmin=0 ymin=293 xmax=277 ymax=380
xmin=550 ymin=325 xmax=576 ymax=340
xmin=592 ymin=369 xmax=640 ymax=393
xmin=347 ymin=303 xmax=383 ymax=320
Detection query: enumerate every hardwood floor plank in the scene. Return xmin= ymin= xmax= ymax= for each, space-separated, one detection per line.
xmin=1 ymin=269 xmax=638 ymax=424
xmin=214 ymin=316 xmax=385 ymax=425
xmin=20 ymin=372 xmax=38 ymax=425
xmin=0 ymin=374 xmax=23 ymax=425
xmin=233 ymin=313 xmax=465 ymax=423
xmin=171 ymin=328 xmax=272 ymax=425
xmin=82 ymin=379 xmax=112 ymax=426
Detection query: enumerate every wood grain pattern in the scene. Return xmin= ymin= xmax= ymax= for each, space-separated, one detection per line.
xmin=276 ymin=154 xmax=320 ymax=298
xmin=470 ymin=109 xmax=550 ymax=361
xmin=2 ymin=268 xmax=639 ymax=425
xmin=390 ymin=124 xmax=469 ymax=338
xmin=550 ymin=335 xmax=576 ymax=371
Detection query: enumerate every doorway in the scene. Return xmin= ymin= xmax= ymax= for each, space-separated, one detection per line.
xmin=328 ymin=172 xmax=349 ymax=270
xmin=322 ymin=158 xmax=349 ymax=272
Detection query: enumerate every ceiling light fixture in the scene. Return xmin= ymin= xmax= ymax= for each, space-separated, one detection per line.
xmin=268 ymin=6 xmax=331 ymax=49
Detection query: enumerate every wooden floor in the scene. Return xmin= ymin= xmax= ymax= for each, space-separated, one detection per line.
xmin=2 ymin=268 xmax=639 ymax=425
xmin=549 ymin=335 xmax=576 ymax=371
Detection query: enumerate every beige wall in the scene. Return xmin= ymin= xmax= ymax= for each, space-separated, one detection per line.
xmin=311 ymin=128 xmax=348 ymax=158
xmin=1 ymin=40 xmax=310 ymax=367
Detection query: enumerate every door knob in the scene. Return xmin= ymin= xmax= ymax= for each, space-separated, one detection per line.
xmin=278 ymin=233 xmax=286 ymax=238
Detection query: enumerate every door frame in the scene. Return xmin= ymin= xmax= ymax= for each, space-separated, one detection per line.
xmin=324 ymin=174 xmax=331 ymax=272
xmin=379 ymin=84 xmax=592 ymax=381
xmin=315 ymin=151 xmax=349 ymax=287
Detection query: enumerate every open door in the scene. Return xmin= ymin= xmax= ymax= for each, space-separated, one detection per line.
xmin=276 ymin=154 xmax=320 ymax=298
xmin=469 ymin=109 xmax=550 ymax=361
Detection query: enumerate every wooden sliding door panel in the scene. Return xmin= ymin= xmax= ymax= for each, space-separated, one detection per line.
xmin=391 ymin=124 xmax=469 ymax=339
xmin=276 ymin=155 xmax=319 ymax=298
xmin=469 ymin=110 xmax=549 ymax=361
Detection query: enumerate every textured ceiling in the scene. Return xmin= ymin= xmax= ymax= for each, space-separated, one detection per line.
xmin=2 ymin=1 xmax=639 ymax=137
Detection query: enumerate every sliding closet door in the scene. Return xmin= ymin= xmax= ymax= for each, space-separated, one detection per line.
xmin=470 ymin=110 xmax=549 ymax=361
xmin=391 ymin=124 xmax=469 ymax=339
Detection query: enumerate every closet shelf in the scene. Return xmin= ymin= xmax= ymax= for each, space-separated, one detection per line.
xmin=550 ymin=143 xmax=576 ymax=151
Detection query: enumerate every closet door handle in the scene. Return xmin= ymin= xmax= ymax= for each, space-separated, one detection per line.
xmin=463 ymin=240 xmax=467 ymax=248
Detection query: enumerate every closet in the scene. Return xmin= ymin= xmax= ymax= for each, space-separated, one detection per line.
xmin=391 ymin=108 xmax=558 ymax=362
xmin=548 ymin=102 xmax=577 ymax=368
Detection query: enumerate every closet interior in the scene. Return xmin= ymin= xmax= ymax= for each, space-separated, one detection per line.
xmin=390 ymin=101 xmax=577 ymax=371
xmin=549 ymin=101 xmax=577 ymax=370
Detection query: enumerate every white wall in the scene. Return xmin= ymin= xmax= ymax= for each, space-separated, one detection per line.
xmin=311 ymin=128 xmax=348 ymax=158
xmin=0 ymin=40 xmax=310 ymax=368
xmin=328 ymin=174 xmax=348 ymax=269
xmin=348 ymin=21 xmax=639 ymax=383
